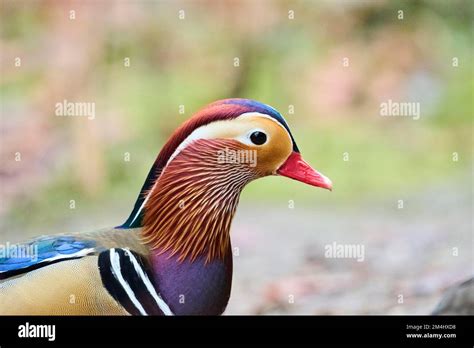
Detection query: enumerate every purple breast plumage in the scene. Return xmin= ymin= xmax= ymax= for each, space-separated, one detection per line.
xmin=150 ymin=248 xmax=233 ymax=315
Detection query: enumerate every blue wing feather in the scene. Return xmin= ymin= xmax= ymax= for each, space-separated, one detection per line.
xmin=0 ymin=235 xmax=97 ymax=277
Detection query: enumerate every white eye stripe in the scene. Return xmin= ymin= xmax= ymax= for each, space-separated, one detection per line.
xmin=238 ymin=112 xmax=291 ymax=139
xmin=165 ymin=112 xmax=279 ymax=166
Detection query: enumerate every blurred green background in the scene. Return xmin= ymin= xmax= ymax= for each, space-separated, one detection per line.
xmin=0 ymin=0 xmax=472 ymax=314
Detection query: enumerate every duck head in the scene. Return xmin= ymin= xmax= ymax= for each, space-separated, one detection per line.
xmin=122 ymin=99 xmax=332 ymax=262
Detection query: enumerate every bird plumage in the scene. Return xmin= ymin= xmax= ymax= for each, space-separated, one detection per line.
xmin=121 ymin=98 xmax=299 ymax=229
xmin=0 ymin=98 xmax=332 ymax=315
xmin=0 ymin=228 xmax=147 ymax=314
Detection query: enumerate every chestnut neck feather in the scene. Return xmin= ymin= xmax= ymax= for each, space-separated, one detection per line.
xmin=142 ymin=139 xmax=256 ymax=262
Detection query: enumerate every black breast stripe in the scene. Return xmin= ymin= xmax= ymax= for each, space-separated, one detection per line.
xmin=98 ymin=248 xmax=171 ymax=315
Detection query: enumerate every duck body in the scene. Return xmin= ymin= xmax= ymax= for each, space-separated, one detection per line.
xmin=0 ymin=228 xmax=143 ymax=315
xmin=0 ymin=228 xmax=232 ymax=315
xmin=0 ymin=98 xmax=332 ymax=315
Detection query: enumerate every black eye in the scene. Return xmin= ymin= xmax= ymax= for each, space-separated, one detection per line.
xmin=250 ymin=131 xmax=267 ymax=145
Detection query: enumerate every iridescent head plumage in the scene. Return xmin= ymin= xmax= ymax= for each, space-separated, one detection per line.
xmin=122 ymin=99 xmax=332 ymax=262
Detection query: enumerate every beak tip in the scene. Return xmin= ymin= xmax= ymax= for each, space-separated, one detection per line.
xmin=323 ymin=177 xmax=333 ymax=191
xmin=277 ymin=152 xmax=333 ymax=191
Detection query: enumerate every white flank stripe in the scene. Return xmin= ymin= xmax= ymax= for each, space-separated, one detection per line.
xmin=29 ymin=248 xmax=96 ymax=265
xmin=123 ymin=249 xmax=174 ymax=316
xmin=109 ymin=248 xmax=148 ymax=316
xmin=0 ymin=248 xmax=97 ymax=274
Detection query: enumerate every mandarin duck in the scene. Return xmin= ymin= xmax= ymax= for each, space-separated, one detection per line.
xmin=0 ymin=99 xmax=332 ymax=315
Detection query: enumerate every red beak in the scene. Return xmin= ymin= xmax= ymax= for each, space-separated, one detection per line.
xmin=277 ymin=152 xmax=333 ymax=191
